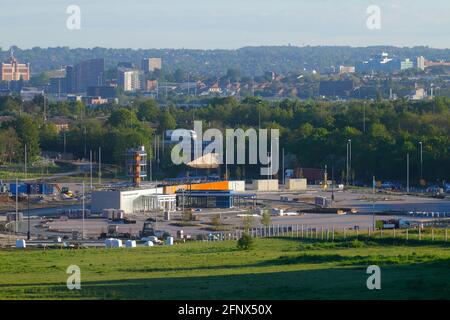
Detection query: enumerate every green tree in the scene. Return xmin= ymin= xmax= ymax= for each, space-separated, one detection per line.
xmin=15 ymin=116 xmax=40 ymax=161
xmin=159 ymin=109 xmax=176 ymax=133
xmin=137 ymin=99 xmax=159 ymax=122
xmin=237 ymin=233 xmax=255 ymax=250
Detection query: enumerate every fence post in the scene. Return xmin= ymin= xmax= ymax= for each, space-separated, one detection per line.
xmin=406 ymin=228 xmax=409 ymax=241
xmin=419 ymin=228 xmax=421 ymax=241
xmin=326 ymin=228 xmax=329 ymax=241
xmin=321 ymin=226 xmax=324 ymax=240
xmin=301 ymin=225 xmax=304 ymax=238
xmin=296 ymin=225 xmax=299 ymax=237
xmin=332 ymin=226 xmax=335 ymax=242
xmin=368 ymin=228 xmax=371 ymax=238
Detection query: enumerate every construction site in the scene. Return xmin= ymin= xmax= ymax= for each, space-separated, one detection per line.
xmin=1 ymin=144 xmax=450 ymax=249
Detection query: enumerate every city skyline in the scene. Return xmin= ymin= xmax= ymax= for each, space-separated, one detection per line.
xmin=1 ymin=0 xmax=450 ymax=50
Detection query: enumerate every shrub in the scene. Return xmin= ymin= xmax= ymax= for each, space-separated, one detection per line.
xmin=237 ymin=233 xmax=255 ymax=250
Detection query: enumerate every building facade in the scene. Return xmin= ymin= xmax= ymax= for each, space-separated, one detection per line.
xmin=65 ymin=58 xmax=104 ymax=93
xmin=141 ymin=58 xmax=162 ymax=72
xmin=119 ymin=69 xmax=141 ymax=92
xmin=1 ymin=55 xmax=30 ymax=82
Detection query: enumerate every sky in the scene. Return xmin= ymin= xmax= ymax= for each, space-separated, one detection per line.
xmin=1 ymin=0 xmax=449 ymax=49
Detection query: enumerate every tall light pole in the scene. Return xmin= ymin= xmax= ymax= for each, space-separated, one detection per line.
xmin=346 ymin=139 xmax=352 ymax=186
xmin=406 ymin=153 xmax=410 ymax=193
xmin=349 ymin=139 xmax=352 ymax=185
xmin=346 ymin=141 xmax=349 ymax=186
xmin=82 ymin=181 xmax=85 ymax=240
xmin=419 ymin=141 xmax=423 ymax=183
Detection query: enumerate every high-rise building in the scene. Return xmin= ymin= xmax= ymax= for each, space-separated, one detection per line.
xmin=141 ymin=58 xmax=162 ymax=73
xmin=400 ymin=59 xmax=414 ymax=71
xmin=49 ymin=77 xmax=67 ymax=96
xmin=1 ymin=50 xmax=30 ymax=82
xmin=65 ymin=58 xmax=104 ymax=93
xmin=119 ymin=69 xmax=141 ymax=92
xmin=416 ymin=56 xmax=426 ymax=71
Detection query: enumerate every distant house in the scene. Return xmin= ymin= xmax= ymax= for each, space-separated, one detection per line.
xmin=49 ymin=118 xmax=70 ymax=133
xmin=319 ymin=80 xmax=354 ymax=98
xmin=208 ymin=83 xmax=222 ymax=94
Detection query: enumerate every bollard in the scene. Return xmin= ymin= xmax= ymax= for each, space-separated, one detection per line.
xmin=326 ymin=229 xmax=329 ymax=241
xmin=321 ymin=226 xmax=324 ymax=240
xmin=368 ymin=228 xmax=371 ymax=238
xmin=296 ymin=225 xmax=299 ymax=237
xmin=332 ymin=226 xmax=335 ymax=242
xmin=419 ymin=229 xmax=422 ymax=241
xmin=406 ymin=228 xmax=409 ymax=241
xmin=356 ymin=228 xmax=359 ymax=239
xmin=344 ymin=228 xmax=346 ymax=240
xmin=432 ymin=229 xmax=435 ymax=242
xmin=301 ymin=225 xmax=304 ymax=238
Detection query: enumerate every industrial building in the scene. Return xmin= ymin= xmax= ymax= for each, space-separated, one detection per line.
xmin=286 ymin=178 xmax=307 ymax=191
xmin=91 ymin=187 xmax=176 ymax=214
xmin=176 ymin=190 xmax=256 ymax=209
xmin=252 ymin=179 xmax=279 ymax=191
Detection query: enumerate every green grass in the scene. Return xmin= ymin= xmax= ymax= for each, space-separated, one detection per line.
xmin=0 ymin=238 xmax=449 ymax=300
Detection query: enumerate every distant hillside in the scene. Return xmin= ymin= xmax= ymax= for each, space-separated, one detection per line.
xmin=1 ymin=45 xmax=450 ymax=76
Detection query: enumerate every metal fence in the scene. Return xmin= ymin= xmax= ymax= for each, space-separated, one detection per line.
xmin=206 ymin=225 xmax=450 ymax=243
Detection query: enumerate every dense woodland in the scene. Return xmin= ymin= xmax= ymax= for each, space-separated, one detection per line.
xmin=0 ymin=95 xmax=449 ymax=184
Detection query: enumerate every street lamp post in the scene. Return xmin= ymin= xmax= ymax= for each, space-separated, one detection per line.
xmin=346 ymin=139 xmax=352 ymax=186
xmin=349 ymin=139 xmax=352 ymax=185
xmin=419 ymin=141 xmax=423 ymax=182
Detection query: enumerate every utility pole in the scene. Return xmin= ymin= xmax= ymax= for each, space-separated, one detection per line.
xmin=82 ymin=181 xmax=85 ymax=240
xmin=90 ymin=150 xmax=93 ymax=190
xmin=331 ymin=165 xmax=335 ymax=205
xmin=98 ymin=146 xmax=102 ymax=185
xmin=15 ymin=178 xmax=18 ymax=233
xmin=346 ymin=141 xmax=349 ymax=186
xmin=25 ymin=145 xmax=28 ymax=179
xmin=372 ymin=176 xmax=376 ymax=231
xmin=282 ymin=148 xmax=285 ymax=186
xmin=27 ymin=184 xmax=30 ymax=240
xmin=349 ymin=139 xmax=352 ymax=185
xmin=407 ymin=153 xmax=410 ymax=193
xmin=419 ymin=141 xmax=423 ymax=183
xmin=84 ymin=127 xmax=87 ymax=159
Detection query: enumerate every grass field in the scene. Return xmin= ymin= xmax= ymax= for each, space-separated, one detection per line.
xmin=0 ymin=237 xmax=449 ymax=300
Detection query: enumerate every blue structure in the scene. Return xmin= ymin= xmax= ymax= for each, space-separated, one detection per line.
xmin=9 ymin=183 xmax=54 ymax=196
xmin=176 ymin=190 xmax=256 ymax=209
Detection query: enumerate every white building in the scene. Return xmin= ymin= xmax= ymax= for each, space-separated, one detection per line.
xmin=92 ymin=188 xmax=176 ymax=214
xmin=417 ymin=56 xmax=426 ymax=71
xmin=119 ymin=69 xmax=141 ymax=92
